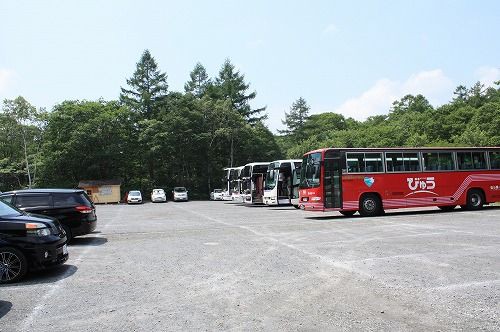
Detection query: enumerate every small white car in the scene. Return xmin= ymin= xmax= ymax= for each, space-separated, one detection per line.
xmin=151 ymin=188 xmax=167 ymax=203
xmin=172 ymin=187 xmax=188 ymax=202
xmin=210 ymin=189 xmax=223 ymax=200
xmin=127 ymin=190 xmax=143 ymax=204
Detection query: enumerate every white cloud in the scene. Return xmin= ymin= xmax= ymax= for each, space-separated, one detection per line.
xmin=0 ymin=69 xmax=15 ymax=93
xmin=334 ymin=69 xmax=454 ymax=120
xmin=322 ymin=23 xmax=338 ymax=35
xmin=474 ymin=66 xmax=500 ymax=87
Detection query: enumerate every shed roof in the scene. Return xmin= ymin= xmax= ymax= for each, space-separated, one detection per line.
xmin=78 ymin=179 xmax=122 ymax=187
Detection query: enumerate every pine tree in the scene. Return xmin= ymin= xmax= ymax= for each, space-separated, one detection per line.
xmin=213 ymin=59 xmax=266 ymax=123
xmin=120 ymin=50 xmax=168 ymax=117
xmin=184 ymin=62 xmax=210 ymax=98
xmin=279 ymin=97 xmax=310 ymax=139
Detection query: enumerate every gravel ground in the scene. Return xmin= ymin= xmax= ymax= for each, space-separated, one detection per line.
xmin=1 ymin=201 xmax=499 ymax=331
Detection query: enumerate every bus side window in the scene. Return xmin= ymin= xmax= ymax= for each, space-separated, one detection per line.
xmin=472 ymin=152 xmax=486 ymax=169
xmin=490 ymin=151 xmax=500 ymax=169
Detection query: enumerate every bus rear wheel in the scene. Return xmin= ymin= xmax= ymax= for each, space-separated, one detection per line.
xmin=464 ymin=189 xmax=484 ymax=210
xmin=359 ymin=194 xmax=382 ymax=217
xmin=339 ymin=210 xmax=356 ymax=217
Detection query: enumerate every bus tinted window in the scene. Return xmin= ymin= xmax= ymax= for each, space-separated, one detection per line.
xmin=365 ymin=153 xmax=383 ymax=172
xmin=490 ymin=151 xmax=500 ymax=169
xmin=386 ymin=152 xmax=421 ymax=172
xmin=346 ymin=153 xmax=365 ymax=172
xmin=386 ymin=153 xmax=404 ymax=172
xmin=403 ymin=153 xmax=420 ymax=171
xmin=457 ymin=151 xmax=486 ymax=170
xmin=346 ymin=152 xmax=383 ymax=173
xmin=423 ymin=152 xmax=455 ymax=171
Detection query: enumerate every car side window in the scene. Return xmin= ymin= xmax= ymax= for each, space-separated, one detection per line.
xmin=0 ymin=195 xmax=13 ymax=205
xmin=15 ymin=195 xmax=51 ymax=208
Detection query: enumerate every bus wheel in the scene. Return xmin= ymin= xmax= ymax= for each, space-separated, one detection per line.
xmin=339 ymin=211 xmax=356 ymax=217
xmin=438 ymin=205 xmax=456 ymax=211
xmin=359 ymin=194 xmax=382 ymax=217
xmin=465 ymin=189 xmax=484 ymax=210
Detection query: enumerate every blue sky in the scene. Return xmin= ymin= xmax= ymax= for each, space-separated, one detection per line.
xmin=1 ymin=0 xmax=499 ymax=132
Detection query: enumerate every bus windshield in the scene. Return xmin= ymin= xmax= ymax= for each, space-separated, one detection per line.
xmin=300 ymin=152 xmax=321 ymax=188
xmin=265 ymin=163 xmax=279 ymax=190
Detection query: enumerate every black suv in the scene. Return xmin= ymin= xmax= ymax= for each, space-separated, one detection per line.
xmin=0 ymin=200 xmax=68 ymax=283
xmin=0 ymin=189 xmax=97 ymax=241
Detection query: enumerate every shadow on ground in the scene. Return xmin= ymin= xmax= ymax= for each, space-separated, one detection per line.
xmin=305 ymin=205 xmax=500 ymax=221
xmin=0 ymin=300 xmax=12 ymax=319
xmin=69 ymin=237 xmax=108 ymax=247
xmin=0 ymin=264 xmax=78 ymax=287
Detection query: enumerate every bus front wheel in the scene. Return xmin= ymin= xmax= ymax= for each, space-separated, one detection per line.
xmin=359 ymin=194 xmax=382 ymax=217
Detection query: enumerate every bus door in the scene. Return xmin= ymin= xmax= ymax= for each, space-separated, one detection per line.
xmin=278 ymin=162 xmax=292 ymax=204
xmin=291 ymin=167 xmax=301 ymax=200
xmin=324 ymin=154 xmax=343 ymax=209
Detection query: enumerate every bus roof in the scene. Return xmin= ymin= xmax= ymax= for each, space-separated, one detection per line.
xmin=303 ymin=147 xmax=500 ymax=156
xmin=269 ymin=159 xmax=302 ymax=164
xmin=243 ymin=162 xmax=270 ymax=167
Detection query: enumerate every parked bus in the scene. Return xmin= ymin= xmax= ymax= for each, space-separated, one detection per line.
xmin=241 ymin=162 xmax=270 ymax=204
xmin=230 ymin=166 xmax=245 ymax=202
xmin=222 ymin=167 xmax=236 ymax=200
xmin=290 ymin=161 xmax=302 ymax=208
xmin=263 ymin=159 xmax=302 ymax=206
xmin=299 ymin=147 xmax=500 ymax=216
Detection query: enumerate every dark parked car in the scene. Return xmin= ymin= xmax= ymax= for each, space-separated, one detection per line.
xmin=0 ymin=200 xmax=68 ymax=283
xmin=0 ymin=189 xmax=97 ymax=241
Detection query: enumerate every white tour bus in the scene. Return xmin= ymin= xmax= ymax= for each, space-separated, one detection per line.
xmin=222 ymin=167 xmax=236 ymax=201
xmin=241 ymin=162 xmax=270 ymax=204
xmin=263 ymin=159 xmax=302 ymax=206
xmin=230 ymin=166 xmax=245 ymax=202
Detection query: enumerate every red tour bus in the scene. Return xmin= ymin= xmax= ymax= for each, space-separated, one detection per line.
xmin=299 ymin=147 xmax=500 ymax=216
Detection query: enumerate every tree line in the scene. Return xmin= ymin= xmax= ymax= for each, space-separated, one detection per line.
xmin=1 ymin=49 xmax=498 ymax=198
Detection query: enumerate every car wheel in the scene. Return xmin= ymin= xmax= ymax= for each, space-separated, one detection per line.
xmin=0 ymin=247 xmax=28 ymax=284
xmin=359 ymin=194 xmax=382 ymax=217
xmin=62 ymin=225 xmax=73 ymax=242
xmin=340 ymin=210 xmax=356 ymax=217
xmin=465 ymin=189 xmax=484 ymax=210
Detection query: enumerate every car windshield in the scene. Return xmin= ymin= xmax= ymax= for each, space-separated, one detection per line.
xmin=129 ymin=191 xmax=141 ymax=196
xmin=300 ymin=152 xmax=322 ymax=188
xmin=0 ymin=200 xmax=22 ymax=218
xmin=214 ymin=189 xmax=222 ymax=193
xmin=174 ymin=187 xmax=186 ymax=192
xmin=153 ymin=189 xmax=164 ymax=195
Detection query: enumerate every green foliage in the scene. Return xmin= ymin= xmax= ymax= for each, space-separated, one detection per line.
xmin=120 ymin=50 xmax=168 ymax=117
xmin=280 ymin=82 xmax=500 ymax=157
xmin=212 ymin=59 xmax=267 ymax=124
xmin=0 ymin=97 xmax=43 ymax=189
xmin=279 ymin=97 xmax=310 ymax=139
xmin=184 ymin=62 xmax=210 ymax=98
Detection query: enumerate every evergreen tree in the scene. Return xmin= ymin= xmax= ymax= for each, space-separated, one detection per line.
xmin=213 ymin=59 xmax=266 ymax=123
xmin=120 ymin=50 xmax=168 ymax=117
xmin=184 ymin=62 xmax=210 ymax=98
xmin=279 ymin=97 xmax=310 ymax=139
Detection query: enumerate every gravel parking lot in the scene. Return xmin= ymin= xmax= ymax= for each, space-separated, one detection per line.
xmin=1 ymin=201 xmax=499 ymax=331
